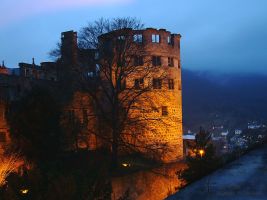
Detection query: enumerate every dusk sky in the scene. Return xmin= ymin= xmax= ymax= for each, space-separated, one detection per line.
xmin=0 ymin=0 xmax=267 ymax=74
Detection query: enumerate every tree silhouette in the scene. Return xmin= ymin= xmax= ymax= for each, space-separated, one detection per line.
xmin=77 ymin=18 xmax=171 ymax=168
xmin=50 ymin=17 xmax=178 ymax=168
xmin=8 ymin=86 xmax=62 ymax=163
xmin=178 ymin=128 xmax=220 ymax=186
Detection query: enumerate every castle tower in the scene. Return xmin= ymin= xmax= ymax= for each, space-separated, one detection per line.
xmin=134 ymin=28 xmax=183 ymax=162
xmin=98 ymin=28 xmax=183 ymax=162
xmin=61 ymin=31 xmax=78 ymax=66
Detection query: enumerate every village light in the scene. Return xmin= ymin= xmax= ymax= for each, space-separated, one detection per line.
xmin=199 ymin=149 xmax=205 ymax=158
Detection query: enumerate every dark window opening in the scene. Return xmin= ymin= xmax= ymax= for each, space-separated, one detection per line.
xmin=153 ymin=78 xmax=162 ymax=89
xmin=167 ymin=36 xmax=172 ymax=44
xmin=168 ymin=57 xmax=174 ymax=67
xmin=162 ymin=106 xmax=168 ymax=116
xmin=68 ymin=110 xmax=75 ymax=123
xmin=168 ymin=79 xmax=174 ymax=90
xmin=152 ymin=56 xmax=161 ymax=66
xmin=117 ymin=35 xmax=125 ymax=40
xmin=134 ymin=78 xmax=144 ymax=89
xmin=134 ymin=56 xmax=144 ymax=66
xmin=82 ymin=109 xmax=88 ymax=125
xmin=0 ymin=132 xmax=6 ymax=143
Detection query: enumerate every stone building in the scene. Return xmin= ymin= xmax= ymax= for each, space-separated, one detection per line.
xmin=97 ymin=28 xmax=183 ymax=162
xmin=0 ymin=27 xmax=183 ymax=162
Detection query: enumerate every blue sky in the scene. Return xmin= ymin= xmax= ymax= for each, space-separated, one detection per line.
xmin=0 ymin=0 xmax=267 ymax=74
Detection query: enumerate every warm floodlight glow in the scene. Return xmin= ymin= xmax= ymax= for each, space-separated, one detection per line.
xmin=20 ymin=189 xmax=29 ymax=194
xmin=199 ymin=149 xmax=205 ymax=158
xmin=122 ymin=163 xmax=131 ymax=167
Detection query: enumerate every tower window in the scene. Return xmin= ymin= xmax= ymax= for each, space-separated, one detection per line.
xmin=82 ymin=109 xmax=88 ymax=124
xmin=134 ymin=56 xmax=144 ymax=66
xmin=168 ymin=79 xmax=174 ymax=90
xmin=117 ymin=35 xmax=125 ymax=40
xmin=95 ymin=52 xmax=99 ymax=59
xmin=152 ymin=34 xmax=160 ymax=43
xmin=133 ymin=34 xmax=143 ymax=43
xmin=152 ymin=56 xmax=161 ymax=66
xmin=153 ymin=78 xmax=162 ymax=89
xmin=162 ymin=106 xmax=168 ymax=116
xmin=167 ymin=36 xmax=172 ymax=44
xmin=134 ymin=78 xmax=144 ymax=89
xmin=0 ymin=132 xmax=6 ymax=143
xmin=68 ymin=110 xmax=75 ymax=123
xmin=119 ymin=79 xmax=126 ymax=91
xmin=168 ymin=57 xmax=174 ymax=67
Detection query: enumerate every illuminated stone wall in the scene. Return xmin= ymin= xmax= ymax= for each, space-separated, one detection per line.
xmin=125 ymin=28 xmax=183 ymax=162
xmin=0 ymin=28 xmax=183 ymax=162
xmin=0 ymin=100 xmax=10 ymax=154
xmin=62 ymin=91 xmax=99 ymax=150
xmin=112 ymin=162 xmax=185 ymax=200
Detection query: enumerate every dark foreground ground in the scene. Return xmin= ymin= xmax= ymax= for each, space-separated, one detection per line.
xmin=167 ymin=145 xmax=267 ymax=200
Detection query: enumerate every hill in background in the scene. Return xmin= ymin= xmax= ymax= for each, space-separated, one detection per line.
xmin=182 ymin=69 xmax=267 ymax=132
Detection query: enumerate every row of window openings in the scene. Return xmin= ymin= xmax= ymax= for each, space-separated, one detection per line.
xmin=119 ymin=34 xmax=173 ymax=45
xmin=96 ymin=55 xmax=177 ymax=67
xmin=135 ymin=78 xmax=177 ymax=90
xmin=134 ymin=106 xmax=169 ymax=116
xmin=67 ymin=105 xmax=169 ymax=118
xmin=134 ymin=56 xmax=177 ymax=67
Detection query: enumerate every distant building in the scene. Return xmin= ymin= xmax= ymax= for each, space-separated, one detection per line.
xmin=235 ymin=129 xmax=242 ymax=135
xmin=248 ymin=121 xmax=262 ymax=129
xmin=183 ymin=133 xmax=196 ymax=156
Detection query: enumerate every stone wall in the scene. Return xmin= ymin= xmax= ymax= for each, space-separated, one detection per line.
xmin=122 ymin=28 xmax=183 ymax=162
xmin=112 ymin=162 xmax=185 ymax=200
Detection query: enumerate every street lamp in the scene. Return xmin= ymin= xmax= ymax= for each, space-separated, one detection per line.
xmin=199 ymin=149 xmax=205 ymax=158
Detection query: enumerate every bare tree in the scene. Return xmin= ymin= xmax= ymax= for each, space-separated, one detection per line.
xmin=77 ymin=18 xmax=171 ymax=168
xmin=0 ymin=154 xmax=21 ymax=186
xmin=50 ymin=17 xmax=180 ymax=168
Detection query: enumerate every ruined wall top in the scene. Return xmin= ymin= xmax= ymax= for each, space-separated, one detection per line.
xmin=99 ymin=28 xmax=181 ymax=49
xmin=98 ymin=28 xmax=181 ymax=59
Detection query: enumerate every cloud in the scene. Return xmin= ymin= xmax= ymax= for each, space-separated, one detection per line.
xmin=0 ymin=0 xmax=133 ymax=27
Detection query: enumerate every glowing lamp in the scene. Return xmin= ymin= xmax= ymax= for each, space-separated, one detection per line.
xmin=199 ymin=149 xmax=205 ymax=158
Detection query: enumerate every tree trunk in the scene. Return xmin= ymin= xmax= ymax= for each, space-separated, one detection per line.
xmin=111 ymin=129 xmax=118 ymax=169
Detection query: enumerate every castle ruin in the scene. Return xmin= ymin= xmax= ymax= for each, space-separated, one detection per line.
xmin=0 ymin=28 xmax=183 ymax=162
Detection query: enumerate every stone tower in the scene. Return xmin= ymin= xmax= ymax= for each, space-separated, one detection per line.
xmin=61 ymin=31 xmax=78 ymax=66
xmin=99 ymin=28 xmax=183 ymax=162
xmin=134 ymin=28 xmax=182 ymax=162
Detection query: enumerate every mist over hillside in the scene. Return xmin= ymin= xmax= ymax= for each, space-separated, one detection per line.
xmin=182 ymin=69 xmax=267 ymax=132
